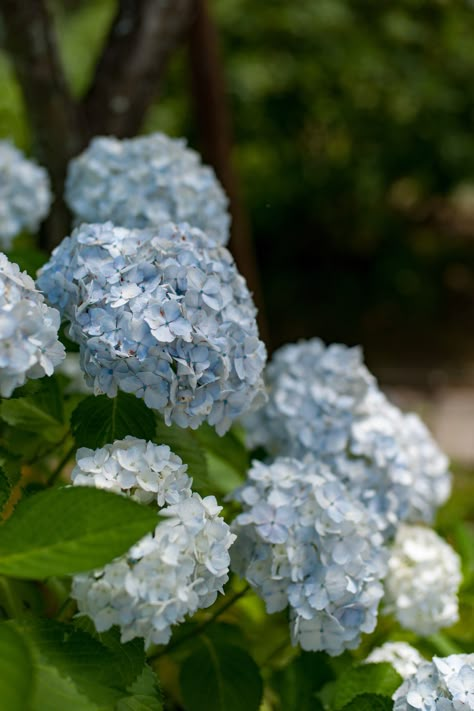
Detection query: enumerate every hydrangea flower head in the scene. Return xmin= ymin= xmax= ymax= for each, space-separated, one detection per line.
xmin=244 ymin=338 xmax=451 ymax=536
xmin=384 ymin=524 xmax=462 ymax=636
xmin=0 ymin=141 xmax=52 ymax=248
xmin=365 ymin=641 xmax=425 ymax=679
xmin=393 ymin=654 xmax=474 ymax=710
xmin=230 ymin=456 xmax=387 ymax=656
xmin=37 ymin=221 xmax=266 ymax=434
xmin=0 ymin=253 xmax=65 ymax=396
xmin=71 ymin=438 xmax=236 ymax=647
xmin=65 ymin=133 xmax=230 ymax=245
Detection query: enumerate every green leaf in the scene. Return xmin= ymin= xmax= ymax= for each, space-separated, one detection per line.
xmin=179 ymin=637 xmax=263 ymax=711
xmin=154 ymin=416 xmax=209 ymax=491
xmin=117 ymin=666 xmax=163 ymax=711
xmin=0 ymin=486 xmax=157 ymax=578
xmin=329 ymin=663 xmax=402 ymax=710
xmin=0 ymin=399 xmax=63 ymax=439
xmin=71 ymin=392 xmax=156 ymax=449
xmin=194 ymin=424 xmax=249 ymax=495
xmin=340 ymin=694 xmax=393 ymax=711
xmin=0 ymin=621 xmax=35 ymax=710
xmin=272 ymin=652 xmax=334 ymax=711
xmin=11 ymin=618 xmax=142 ymax=710
xmin=74 ymin=619 xmax=146 ymax=689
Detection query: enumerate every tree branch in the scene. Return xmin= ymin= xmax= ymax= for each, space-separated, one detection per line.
xmin=188 ymin=0 xmax=270 ymax=345
xmin=0 ymin=0 xmax=83 ymax=250
xmin=82 ymin=0 xmax=195 ymax=139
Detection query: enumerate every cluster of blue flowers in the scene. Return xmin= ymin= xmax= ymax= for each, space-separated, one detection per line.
xmin=71 ymin=438 xmax=236 ymax=647
xmin=0 ymin=253 xmax=64 ymax=396
xmin=0 ymin=141 xmax=52 ymax=249
xmin=243 ymin=338 xmax=451 ymax=537
xmin=230 ymin=456 xmax=387 ymax=655
xmin=66 ymin=133 xmax=230 ymax=245
xmin=37 ymin=221 xmax=266 ymax=433
xmin=393 ymin=654 xmax=474 ymax=710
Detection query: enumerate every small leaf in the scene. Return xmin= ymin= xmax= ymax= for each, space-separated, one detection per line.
xmin=155 ymin=416 xmax=209 ymax=491
xmin=71 ymin=392 xmax=156 ymax=449
xmin=0 ymin=621 xmax=35 ymax=710
xmin=0 ymin=486 xmax=157 ymax=578
xmin=340 ymin=693 xmax=393 ymax=711
xmin=179 ymin=637 xmax=263 ymax=711
xmin=0 ymin=399 xmax=63 ymax=441
xmin=330 ymin=663 xmax=402 ymax=710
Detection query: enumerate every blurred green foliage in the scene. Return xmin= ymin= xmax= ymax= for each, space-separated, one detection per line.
xmin=1 ymin=0 xmax=474 ymax=362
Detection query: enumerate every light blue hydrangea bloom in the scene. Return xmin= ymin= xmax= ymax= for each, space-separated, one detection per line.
xmin=65 ymin=133 xmax=230 ymax=245
xmin=71 ymin=438 xmax=236 ymax=647
xmin=243 ymin=339 xmax=451 ymax=537
xmin=393 ymin=654 xmax=474 ymax=710
xmin=37 ymin=222 xmax=266 ymax=433
xmin=0 ymin=253 xmax=65 ymax=396
xmin=230 ymin=456 xmax=387 ymax=656
xmin=0 ymin=141 xmax=52 ymax=249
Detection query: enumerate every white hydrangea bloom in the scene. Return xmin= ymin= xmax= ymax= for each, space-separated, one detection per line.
xmin=65 ymin=133 xmax=230 ymax=245
xmin=230 ymin=456 xmax=387 ymax=656
xmin=72 ymin=438 xmax=236 ymax=647
xmin=243 ymin=338 xmax=451 ymax=536
xmin=393 ymin=654 xmax=474 ymax=710
xmin=384 ymin=524 xmax=462 ymax=636
xmin=365 ymin=641 xmax=425 ymax=679
xmin=0 ymin=141 xmax=52 ymax=248
xmin=71 ymin=436 xmax=192 ymax=506
xmin=37 ymin=221 xmax=266 ymax=434
xmin=0 ymin=253 xmax=65 ymax=396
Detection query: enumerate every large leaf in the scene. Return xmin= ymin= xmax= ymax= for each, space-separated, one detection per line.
xmin=0 ymin=621 xmax=35 ymax=711
xmin=154 ymin=417 xmax=209 ymax=492
xmin=11 ymin=619 xmax=146 ymax=710
xmin=71 ymin=392 xmax=156 ymax=449
xmin=179 ymin=637 xmax=263 ymax=711
xmin=0 ymin=396 xmax=64 ymax=442
xmin=329 ymin=663 xmax=402 ymax=710
xmin=0 ymin=486 xmax=157 ymax=578
xmin=340 ymin=694 xmax=393 ymax=711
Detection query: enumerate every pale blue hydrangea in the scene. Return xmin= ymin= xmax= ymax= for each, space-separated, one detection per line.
xmin=393 ymin=654 xmax=474 ymax=710
xmin=0 ymin=141 xmax=52 ymax=249
xmin=71 ymin=436 xmax=192 ymax=506
xmin=71 ymin=438 xmax=236 ymax=647
xmin=230 ymin=456 xmax=387 ymax=656
xmin=0 ymin=253 xmax=65 ymax=397
xmin=383 ymin=524 xmax=462 ymax=636
xmin=243 ymin=339 xmax=451 ymax=536
xmin=365 ymin=641 xmax=425 ymax=679
xmin=65 ymin=133 xmax=230 ymax=245
xmin=37 ymin=221 xmax=266 ymax=434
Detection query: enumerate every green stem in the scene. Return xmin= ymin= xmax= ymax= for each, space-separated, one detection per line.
xmin=148 ymin=583 xmax=251 ymax=662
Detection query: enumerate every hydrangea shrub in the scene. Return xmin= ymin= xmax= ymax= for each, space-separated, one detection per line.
xmin=0 ymin=135 xmax=472 ymax=711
